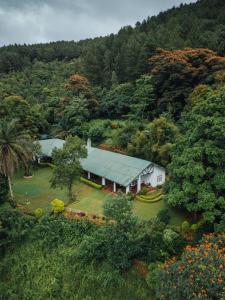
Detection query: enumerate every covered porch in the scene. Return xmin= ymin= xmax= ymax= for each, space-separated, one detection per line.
xmin=83 ymin=171 xmax=143 ymax=194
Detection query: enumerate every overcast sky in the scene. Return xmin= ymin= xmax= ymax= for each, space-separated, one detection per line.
xmin=0 ymin=0 xmax=197 ymax=46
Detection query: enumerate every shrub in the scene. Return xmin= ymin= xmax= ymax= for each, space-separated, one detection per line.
xmin=146 ymin=263 xmax=161 ymax=290
xmin=51 ymin=199 xmax=65 ymax=214
xmin=35 ymin=208 xmax=44 ymax=219
xmin=80 ymin=177 xmax=102 ymax=189
xmin=157 ymin=208 xmax=171 ymax=224
xmin=181 ymin=221 xmax=190 ymax=233
xmin=136 ymin=194 xmax=163 ymax=203
xmin=140 ymin=186 xmax=149 ymax=196
xmin=88 ymin=124 xmax=105 ymax=143
xmin=138 ymin=190 xmax=162 ymax=200
xmin=190 ymin=223 xmax=198 ymax=231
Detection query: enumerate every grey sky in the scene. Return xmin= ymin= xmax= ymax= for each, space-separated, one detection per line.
xmin=0 ymin=0 xmax=197 ymax=46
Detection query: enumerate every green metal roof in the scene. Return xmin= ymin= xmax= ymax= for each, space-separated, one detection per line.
xmin=81 ymin=147 xmax=152 ymax=187
xmin=37 ymin=139 xmax=65 ymax=157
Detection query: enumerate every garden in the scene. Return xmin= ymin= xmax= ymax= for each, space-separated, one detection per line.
xmin=13 ymin=167 xmax=183 ymax=223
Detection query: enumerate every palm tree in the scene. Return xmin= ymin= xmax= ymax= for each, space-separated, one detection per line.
xmin=0 ymin=119 xmax=34 ymax=207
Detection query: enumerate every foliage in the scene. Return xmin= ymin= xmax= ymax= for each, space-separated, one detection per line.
xmin=165 ymin=86 xmax=225 ymax=225
xmin=80 ymin=177 xmax=103 ymax=190
xmin=34 ymin=208 xmax=44 ymax=219
xmin=130 ymin=75 xmax=156 ymax=120
xmin=157 ymin=208 xmax=171 ymax=225
xmin=128 ymin=117 xmax=179 ymax=166
xmin=181 ymin=221 xmax=190 ymax=233
xmin=88 ymin=123 xmax=105 ymax=143
xmin=51 ymin=136 xmax=87 ymax=200
xmin=0 ymin=173 xmax=8 ymax=203
xmin=136 ymin=195 xmax=163 ymax=203
xmin=78 ymin=195 xmax=184 ymax=270
xmin=154 ymin=233 xmax=225 ymax=300
xmin=0 ymin=209 xmax=152 ymax=299
xmin=0 ymin=119 xmax=34 ymax=206
xmin=140 ymin=186 xmax=149 ymax=196
xmin=148 ymin=48 xmax=225 ymax=118
xmin=51 ymin=199 xmax=65 ymax=214
xmin=0 ymin=208 xmax=34 ymax=256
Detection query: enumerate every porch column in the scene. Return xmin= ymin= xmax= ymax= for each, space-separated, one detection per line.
xmin=137 ymin=175 xmax=141 ymax=193
xmin=102 ymin=177 xmax=106 ymax=186
xmin=88 ymin=172 xmax=91 ymax=180
xmin=126 ymin=185 xmax=130 ymax=194
xmin=113 ymin=182 xmax=116 ymax=193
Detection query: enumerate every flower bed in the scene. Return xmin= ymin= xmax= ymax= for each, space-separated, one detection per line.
xmin=80 ymin=177 xmax=103 ymax=190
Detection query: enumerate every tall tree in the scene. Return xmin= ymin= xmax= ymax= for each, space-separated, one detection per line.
xmin=51 ymin=136 xmax=87 ymax=200
xmin=128 ymin=117 xmax=179 ymax=166
xmin=148 ymin=48 xmax=225 ymax=118
xmin=165 ymin=86 xmax=225 ymax=224
xmin=0 ymin=120 xmax=34 ymax=206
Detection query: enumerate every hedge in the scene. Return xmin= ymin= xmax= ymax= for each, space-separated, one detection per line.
xmin=39 ymin=162 xmax=55 ymax=168
xmin=136 ymin=194 xmax=163 ymax=203
xmin=80 ymin=177 xmax=103 ymax=190
xmin=139 ymin=191 xmax=162 ymax=201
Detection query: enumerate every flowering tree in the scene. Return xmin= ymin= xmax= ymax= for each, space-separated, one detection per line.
xmin=154 ymin=233 xmax=225 ymax=300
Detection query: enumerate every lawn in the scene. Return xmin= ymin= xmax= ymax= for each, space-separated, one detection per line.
xmin=13 ymin=167 xmax=184 ymax=223
xmin=13 ymin=168 xmax=69 ymax=211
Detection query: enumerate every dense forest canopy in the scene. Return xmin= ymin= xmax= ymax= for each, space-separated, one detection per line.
xmin=1 ymin=0 xmax=225 ymax=299
xmin=0 ymin=0 xmax=224 ymax=86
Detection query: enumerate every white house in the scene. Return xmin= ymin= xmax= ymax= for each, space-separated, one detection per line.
xmin=37 ymin=138 xmax=166 ymax=194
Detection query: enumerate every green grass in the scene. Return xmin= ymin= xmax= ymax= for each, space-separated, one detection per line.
xmin=13 ymin=168 xmax=69 ymax=211
xmin=13 ymin=167 xmax=184 ymax=224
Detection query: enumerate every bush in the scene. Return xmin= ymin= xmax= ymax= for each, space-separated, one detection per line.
xmin=157 ymin=208 xmax=171 ymax=224
xmin=80 ymin=177 xmax=103 ymax=189
xmin=181 ymin=221 xmax=190 ymax=233
xmin=35 ymin=208 xmax=44 ymax=219
xmin=88 ymin=124 xmax=105 ymax=143
xmin=136 ymin=194 xmax=163 ymax=203
xmin=51 ymin=199 xmax=65 ymax=214
xmin=138 ymin=190 xmax=162 ymax=200
xmin=190 ymin=223 xmax=198 ymax=231
xmin=39 ymin=162 xmax=55 ymax=168
xmin=146 ymin=263 xmax=161 ymax=290
xmin=140 ymin=186 xmax=149 ymax=196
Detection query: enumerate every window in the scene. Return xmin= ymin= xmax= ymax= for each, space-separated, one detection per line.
xmin=157 ymin=175 xmax=163 ymax=183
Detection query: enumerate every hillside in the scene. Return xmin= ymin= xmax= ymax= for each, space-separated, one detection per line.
xmin=0 ymin=0 xmax=224 ymax=87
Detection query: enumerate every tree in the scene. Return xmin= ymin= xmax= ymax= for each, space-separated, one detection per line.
xmin=65 ymin=74 xmax=99 ymax=115
xmin=154 ymin=233 xmax=225 ymax=300
xmin=100 ymin=83 xmax=135 ymax=118
xmin=0 ymin=95 xmax=39 ymax=135
xmin=148 ymin=48 xmax=225 ymax=118
xmin=130 ymin=74 xmax=156 ymax=120
xmin=0 ymin=120 xmax=34 ymax=206
xmin=57 ymin=97 xmax=89 ymax=138
xmin=128 ymin=117 xmax=179 ymax=166
xmin=51 ymin=136 xmax=87 ymax=200
xmin=165 ymin=86 xmax=225 ymax=224
xmin=0 ymin=173 xmax=8 ymax=204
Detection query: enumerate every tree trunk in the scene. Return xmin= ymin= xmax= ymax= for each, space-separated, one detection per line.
xmin=8 ymin=176 xmax=16 ymax=208
xmin=68 ymin=184 xmax=73 ymax=202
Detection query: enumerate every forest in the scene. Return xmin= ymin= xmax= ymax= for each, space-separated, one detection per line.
xmin=0 ymin=0 xmax=225 ymax=299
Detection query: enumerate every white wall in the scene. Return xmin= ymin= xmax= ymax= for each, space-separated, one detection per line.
xmin=141 ymin=165 xmax=165 ymax=187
